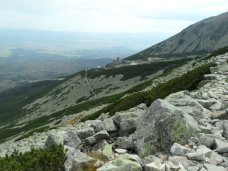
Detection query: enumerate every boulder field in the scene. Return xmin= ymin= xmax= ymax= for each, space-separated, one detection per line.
xmin=0 ymin=53 xmax=228 ymax=171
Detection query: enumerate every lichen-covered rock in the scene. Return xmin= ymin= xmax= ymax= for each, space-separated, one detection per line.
xmin=170 ymin=143 xmax=193 ymax=156
xmin=71 ymin=150 xmax=101 ymax=171
xmin=186 ymin=145 xmax=211 ymax=161
xmin=84 ymin=130 xmax=109 ymax=145
xmin=133 ymin=99 xmax=200 ymax=157
xmin=103 ymin=118 xmax=118 ymax=133
xmin=113 ymin=136 xmax=134 ymax=150
xmin=45 ymin=130 xmax=82 ymax=149
xmin=113 ymin=110 xmax=142 ymax=136
xmin=97 ymin=155 xmax=142 ymax=171
xmin=76 ymin=127 xmax=94 ymax=140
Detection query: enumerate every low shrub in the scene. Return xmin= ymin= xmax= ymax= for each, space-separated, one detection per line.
xmin=0 ymin=144 xmax=65 ymax=171
xmin=82 ymin=62 xmax=216 ymax=120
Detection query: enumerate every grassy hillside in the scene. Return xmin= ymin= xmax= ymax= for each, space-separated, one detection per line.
xmin=0 ymin=58 xmax=191 ymax=142
xmin=0 ymin=80 xmax=63 ymax=126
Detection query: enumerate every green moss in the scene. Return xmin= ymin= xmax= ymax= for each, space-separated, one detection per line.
xmin=170 ymin=113 xmax=188 ymax=142
xmin=225 ymin=78 xmax=228 ymax=83
xmin=140 ymin=144 xmax=157 ymax=158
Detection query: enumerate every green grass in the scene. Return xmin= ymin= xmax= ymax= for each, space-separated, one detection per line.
xmin=0 ymin=80 xmax=63 ymax=126
xmin=0 ymin=58 xmax=194 ymax=142
xmin=0 ymin=144 xmax=65 ymax=171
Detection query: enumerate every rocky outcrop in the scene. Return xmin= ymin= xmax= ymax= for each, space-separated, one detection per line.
xmin=133 ymin=99 xmax=200 ymax=156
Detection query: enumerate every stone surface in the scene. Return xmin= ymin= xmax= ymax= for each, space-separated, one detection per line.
xmin=197 ymin=133 xmax=215 ymax=148
xmin=113 ymin=110 xmax=142 ymax=136
xmin=223 ymin=120 xmax=228 ymax=138
xmin=115 ymin=148 xmax=127 ymax=154
xmin=169 ymin=156 xmax=193 ymax=169
xmin=71 ymin=150 xmax=100 ymax=171
xmin=204 ymin=163 xmax=226 ymax=171
xmin=76 ymin=127 xmax=94 ymax=140
xmin=84 ymin=130 xmax=109 ymax=145
xmin=113 ymin=136 xmax=134 ymax=150
xmin=186 ymin=145 xmax=211 ymax=161
xmin=103 ymin=118 xmax=118 ymax=133
xmin=97 ymin=155 xmax=142 ymax=171
xmin=170 ymin=143 xmax=193 ymax=156
xmin=45 ymin=130 xmax=82 ymax=149
xmin=215 ymin=139 xmax=228 ymax=153
xmin=133 ymin=99 xmax=200 ymax=157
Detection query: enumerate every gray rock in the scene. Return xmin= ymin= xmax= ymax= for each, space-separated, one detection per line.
xmin=71 ymin=150 xmax=100 ymax=171
xmin=209 ymin=102 xmax=223 ymax=111
xmin=76 ymin=127 xmax=94 ymax=140
xmin=144 ymin=162 xmax=164 ymax=171
xmin=143 ymin=155 xmax=161 ymax=165
xmin=100 ymin=141 xmax=114 ymax=160
xmin=166 ymin=91 xmax=212 ymax=118
xmin=223 ymin=120 xmax=228 ymax=138
xmin=198 ymin=99 xmax=217 ymax=109
xmin=97 ymin=113 xmax=108 ymax=121
xmin=120 ymin=154 xmax=143 ymax=165
xmin=170 ymin=143 xmax=193 ymax=156
xmin=84 ymin=120 xmax=105 ymax=132
xmin=207 ymin=151 xmax=223 ymax=165
xmin=94 ymin=130 xmax=109 ymax=140
xmin=64 ymin=145 xmax=77 ymax=171
xmin=45 ymin=130 xmax=82 ymax=149
xmin=113 ymin=136 xmax=134 ymax=150
xmin=197 ymin=133 xmax=215 ymax=148
xmin=186 ymin=145 xmax=211 ymax=161
xmin=113 ymin=111 xmax=142 ymax=136
xmin=169 ymin=156 xmax=194 ymax=169
xmin=187 ymin=166 xmax=201 ymax=171
xmin=212 ymin=110 xmax=228 ymax=119
xmin=84 ymin=136 xmax=96 ymax=145
xmin=198 ymin=126 xmax=212 ymax=134
xmin=103 ymin=118 xmax=118 ymax=133
xmin=97 ymin=155 xmax=142 ymax=171
xmin=204 ymin=163 xmax=226 ymax=171
xmin=84 ymin=130 xmax=109 ymax=145
xmin=215 ymin=121 xmax=224 ymax=130
xmin=114 ymin=148 xmax=127 ymax=154
xmin=215 ymin=139 xmax=228 ymax=153
xmin=133 ymin=99 xmax=200 ymax=157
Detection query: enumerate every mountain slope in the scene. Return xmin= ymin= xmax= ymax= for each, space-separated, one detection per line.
xmin=127 ymin=12 xmax=228 ymax=60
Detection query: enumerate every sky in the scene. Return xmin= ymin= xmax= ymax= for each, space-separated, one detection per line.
xmin=0 ymin=0 xmax=227 ymax=34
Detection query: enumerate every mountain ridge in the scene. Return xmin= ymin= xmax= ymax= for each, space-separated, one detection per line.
xmin=126 ymin=12 xmax=228 ymax=60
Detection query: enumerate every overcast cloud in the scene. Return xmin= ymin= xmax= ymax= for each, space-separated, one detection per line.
xmin=0 ymin=0 xmax=227 ymax=34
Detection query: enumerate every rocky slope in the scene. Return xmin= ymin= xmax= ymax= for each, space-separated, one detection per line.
xmin=127 ymin=12 xmax=228 ymax=60
xmin=0 ymin=53 xmax=227 ymax=170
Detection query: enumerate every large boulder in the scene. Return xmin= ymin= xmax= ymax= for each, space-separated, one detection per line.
xmin=70 ymin=150 xmax=102 ymax=171
xmin=45 ymin=130 xmax=82 ymax=149
xmin=112 ymin=110 xmax=142 ymax=136
xmin=76 ymin=127 xmax=95 ymax=140
xmin=84 ymin=130 xmax=109 ymax=146
xmin=186 ymin=145 xmax=211 ymax=161
xmin=113 ymin=136 xmax=135 ymax=150
xmin=170 ymin=143 xmax=193 ymax=156
xmin=133 ymin=99 xmax=200 ymax=157
xmin=103 ymin=118 xmax=118 ymax=133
